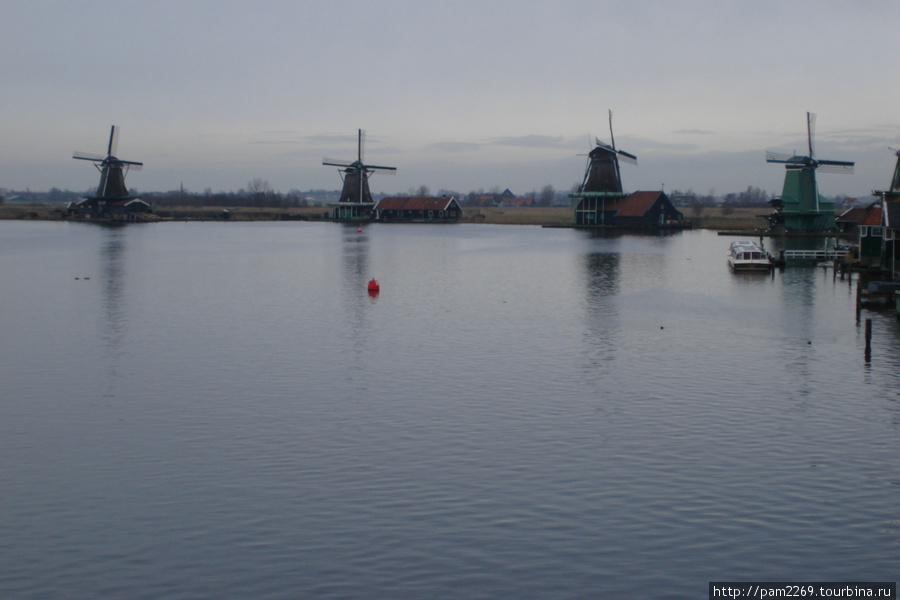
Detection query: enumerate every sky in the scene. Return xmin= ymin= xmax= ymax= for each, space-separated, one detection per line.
xmin=2 ymin=0 xmax=898 ymax=199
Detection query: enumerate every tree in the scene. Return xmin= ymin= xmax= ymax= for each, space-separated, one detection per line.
xmin=246 ymin=178 xmax=273 ymax=207
xmin=538 ymin=184 xmax=555 ymax=207
xmin=246 ymin=178 xmax=273 ymax=196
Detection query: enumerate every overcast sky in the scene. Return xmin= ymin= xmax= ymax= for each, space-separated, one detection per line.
xmin=2 ymin=0 xmax=898 ymax=198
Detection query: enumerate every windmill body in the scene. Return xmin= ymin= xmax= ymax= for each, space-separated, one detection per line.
xmin=776 ymin=166 xmax=837 ymax=230
xmin=891 ymin=151 xmax=900 ymax=196
xmin=766 ymin=113 xmax=853 ymax=231
xmin=583 ymin=144 xmax=626 ymax=194
xmin=71 ymin=126 xmax=150 ymax=220
xmin=872 ymin=148 xmax=900 ymax=201
xmin=323 ymin=130 xmax=396 ymax=220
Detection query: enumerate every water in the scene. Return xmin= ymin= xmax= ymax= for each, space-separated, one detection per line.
xmin=1 ymin=221 xmax=898 ymax=599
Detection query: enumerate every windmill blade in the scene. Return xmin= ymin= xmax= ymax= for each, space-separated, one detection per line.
xmin=817 ymin=159 xmax=854 ymax=175
xmin=73 ymin=151 xmax=105 ymax=161
xmin=108 ymin=125 xmax=119 ymax=157
xmin=766 ymin=151 xmax=795 ymax=163
xmin=595 ymin=137 xmax=613 ymax=151
xmin=323 ymin=158 xmax=354 ymax=167
xmin=817 ymin=164 xmax=854 ymax=175
xmin=617 ymin=149 xmax=637 ymax=165
xmin=806 ymin=112 xmax=816 ymax=158
xmin=116 ymin=160 xmax=144 ymax=166
xmin=125 ymin=164 xmax=143 ymax=172
xmin=608 ymin=109 xmax=616 ymax=151
xmin=358 ymin=129 xmax=366 ymax=163
xmin=365 ymin=165 xmax=397 ymax=172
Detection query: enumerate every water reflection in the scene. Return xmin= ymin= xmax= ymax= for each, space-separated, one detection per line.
xmin=581 ymin=250 xmax=621 ymax=376
xmin=99 ymin=225 xmax=127 ymax=398
xmin=100 ymin=226 xmax=126 ymax=338
xmin=340 ymin=224 xmax=374 ymax=366
xmin=776 ymin=268 xmax=827 ymax=406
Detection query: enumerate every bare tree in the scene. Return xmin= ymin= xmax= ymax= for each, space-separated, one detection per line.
xmin=538 ymin=184 xmax=555 ymax=206
xmin=246 ymin=178 xmax=273 ymax=196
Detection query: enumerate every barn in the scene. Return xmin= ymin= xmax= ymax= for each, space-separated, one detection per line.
xmin=575 ymin=191 xmax=684 ymax=228
xmin=373 ymin=196 xmax=461 ymax=222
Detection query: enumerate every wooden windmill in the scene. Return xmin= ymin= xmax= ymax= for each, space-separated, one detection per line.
xmin=765 ymin=112 xmax=853 ymax=231
xmin=72 ymin=125 xmax=146 ymax=218
xmin=878 ymin=148 xmax=900 ymax=199
xmin=570 ymin=111 xmax=637 ymax=225
xmin=581 ymin=110 xmax=638 ymax=194
xmin=323 ymin=130 xmax=396 ymax=219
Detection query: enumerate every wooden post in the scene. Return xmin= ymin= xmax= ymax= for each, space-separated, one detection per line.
xmin=865 ymin=318 xmax=872 ymax=362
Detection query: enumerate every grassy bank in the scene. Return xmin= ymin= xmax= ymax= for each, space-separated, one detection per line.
xmin=0 ymin=203 xmax=771 ymax=230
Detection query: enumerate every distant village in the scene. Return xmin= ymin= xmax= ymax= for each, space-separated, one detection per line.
xmin=0 ymin=183 xmax=871 ymax=213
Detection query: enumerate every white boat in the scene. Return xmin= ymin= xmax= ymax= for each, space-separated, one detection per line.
xmin=728 ymin=239 xmax=773 ymax=272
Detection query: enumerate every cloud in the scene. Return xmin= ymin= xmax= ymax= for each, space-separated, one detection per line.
xmin=487 ymin=135 xmax=569 ymax=149
xmin=425 ymin=142 xmax=484 ymax=154
xmin=674 ymin=129 xmax=716 ymax=136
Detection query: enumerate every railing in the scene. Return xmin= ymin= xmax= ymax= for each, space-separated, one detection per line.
xmin=782 ymin=249 xmax=849 ymax=261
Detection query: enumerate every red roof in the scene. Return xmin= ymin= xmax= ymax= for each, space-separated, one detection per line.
xmin=374 ymin=196 xmax=457 ymax=211
xmin=500 ymin=197 xmax=534 ymax=207
xmin=840 ymin=203 xmax=883 ymax=226
xmin=860 ymin=204 xmax=883 ymax=226
xmin=837 ymin=206 xmax=868 ymax=224
xmin=606 ymin=191 xmax=665 ymax=217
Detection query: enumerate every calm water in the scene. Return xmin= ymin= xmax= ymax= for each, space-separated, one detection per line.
xmin=1 ymin=221 xmax=898 ymax=599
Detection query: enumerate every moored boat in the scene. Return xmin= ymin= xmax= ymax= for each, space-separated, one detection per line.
xmin=728 ymin=239 xmax=773 ymax=272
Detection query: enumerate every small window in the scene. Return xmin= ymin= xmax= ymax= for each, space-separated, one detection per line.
xmin=860 ymin=226 xmax=868 ymax=236
xmin=871 ymin=227 xmax=883 ymax=237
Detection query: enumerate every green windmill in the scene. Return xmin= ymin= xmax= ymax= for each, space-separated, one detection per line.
xmin=766 ymin=112 xmax=854 ymax=231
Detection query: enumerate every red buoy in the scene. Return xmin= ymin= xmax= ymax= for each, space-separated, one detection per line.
xmin=357 ymin=227 xmax=363 ymax=233
xmin=367 ymin=278 xmax=380 ymax=292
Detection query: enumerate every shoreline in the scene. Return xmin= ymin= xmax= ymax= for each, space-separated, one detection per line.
xmin=0 ymin=204 xmax=779 ymax=232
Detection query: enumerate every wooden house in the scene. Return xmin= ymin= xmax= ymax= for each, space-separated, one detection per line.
xmin=579 ymin=190 xmax=684 ymax=228
xmin=854 ymin=202 xmax=885 ymax=268
xmin=373 ymin=196 xmax=461 ymax=222
xmin=884 ymin=201 xmax=900 ymax=279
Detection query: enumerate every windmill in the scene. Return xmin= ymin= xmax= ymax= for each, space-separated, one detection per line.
xmin=580 ymin=110 xmax=638 ymax=194
xmin=570 ymin=111 xmax=638 ymax=226
xmin=73 ymin=125 xmax=143 ymax=199
xmin=887 ymin=147 xmax=900 ymax=196
xmin=870 ymin=147 xmax=900 ymax=201
xmin=323 ymin=130 xmax=396 ymax=218
xmin=765 ymin=112 xmax=853 ymax=230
